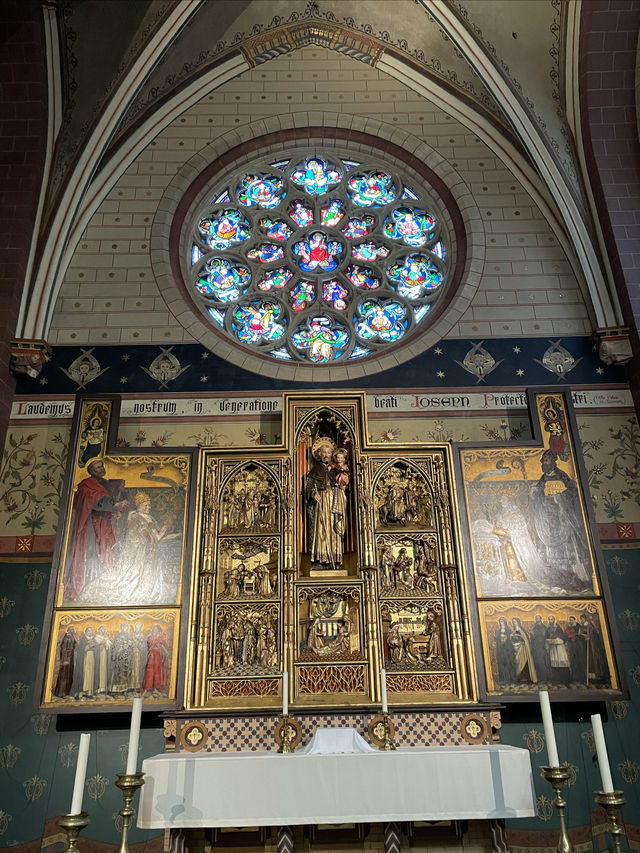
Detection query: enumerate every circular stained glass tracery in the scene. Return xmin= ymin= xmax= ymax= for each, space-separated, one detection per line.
xmin=190 ymin=153 xmax=448 ymax=364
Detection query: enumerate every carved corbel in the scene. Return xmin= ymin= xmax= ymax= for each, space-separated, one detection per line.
xmin=594 ymin=327 xmax=633 ymax=366
xmin=9 ymin=339 xmax=51 ymax=379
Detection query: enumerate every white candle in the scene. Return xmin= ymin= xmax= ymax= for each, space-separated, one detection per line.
xmin=380 ymin=669 xmax=388 ymax=713
xmin=539 ymin=690 xmax=559 ymax=767
xmin=70 ymin=733 xmax=90 ymax=815
xmin=282 ymin=671 xmax=289 ymax=716
xmin=591 ymin=714 xmax=615 ymax=793
xmin=125 ymin=698 xmax=143 ymax=775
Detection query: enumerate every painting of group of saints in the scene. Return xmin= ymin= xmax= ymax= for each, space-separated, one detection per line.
xmin=461 ymin=396 xmax=596 ymax=599
xmin=480 ymin=602 xmax=615 ymax=693
xmin=46 ymin=611 xmax=176 ymax=705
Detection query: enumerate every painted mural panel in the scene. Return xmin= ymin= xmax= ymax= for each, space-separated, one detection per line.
xmin=578 ymin=412 xmax=640 ymax=525
xmin=116 ymin=417 xmax=282 ymax=449
xmin=479 ymin=600 xmax=617 ymax=694
xmin=461 ymin=394 xmax=598 ymax=598
xmin=0 ymin=425 xmax=70 ymax=541
xmin=368 ymin=414 xmax=532 ymax=445
xmin=59 ymin=454 xmax=188 ymax=608
xmin=43 ymin=609 xmax=178 ymax=705
xmin=40 ymin=399 xmax=192 ymax=710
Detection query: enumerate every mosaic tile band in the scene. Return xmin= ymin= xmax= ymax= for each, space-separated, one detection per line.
xmin=168 ymin=709 xmax=496 ymax=752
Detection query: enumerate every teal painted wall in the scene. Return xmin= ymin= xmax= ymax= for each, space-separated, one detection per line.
xmin=0 ymin=561 xmax=164 ymax=847
xmin=502 ymin=547 xmax=640 ymax=838
xmin=1 ymin=548 xmax=639 ymax=846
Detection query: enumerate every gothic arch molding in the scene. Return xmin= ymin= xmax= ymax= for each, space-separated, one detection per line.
xmin=18 ymin=12 xmax=617 ymax=345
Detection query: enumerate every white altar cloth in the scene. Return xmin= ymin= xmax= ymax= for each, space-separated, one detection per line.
xmin=137 ymin=745 xmax=536 ymax=829
xmin=300 ymin=727 xmax=375 ymax=754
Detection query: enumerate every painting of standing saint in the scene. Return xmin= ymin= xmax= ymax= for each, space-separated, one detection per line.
xmin=461 ymin=395 xmax=597 ymax=599
xmin=60 ymin=458 xmax=187 ymax=608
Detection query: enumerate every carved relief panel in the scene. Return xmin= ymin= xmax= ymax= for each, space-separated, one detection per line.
xmin=369 ymin=454 xmax=471 ymax=704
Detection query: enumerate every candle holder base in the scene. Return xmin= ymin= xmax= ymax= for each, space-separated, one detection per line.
xmin=275 ymin=715 xmax=302 ymax=753
xmin=595 ymin=790 xmax=627 ymax=853
xmin=542 ymin=766 xmax=573 ymax=853
xmin=58 ymin=811 xmax=90 ymax=853
xmin=115 ymin=772 xmax=145 ymax=853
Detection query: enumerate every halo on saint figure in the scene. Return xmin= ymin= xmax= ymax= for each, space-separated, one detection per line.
xmin=332 ymin=447 xmax=348 ymax=461
xmin=311 ymin=436 xmax=336 ymax=458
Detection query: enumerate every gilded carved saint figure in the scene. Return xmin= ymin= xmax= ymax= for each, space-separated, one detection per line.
xmin=305 ymin=439 xmax=349 ymax=569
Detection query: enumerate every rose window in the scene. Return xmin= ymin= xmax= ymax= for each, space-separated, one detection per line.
xmin=189 ymin=153 xmax=448 ymax=364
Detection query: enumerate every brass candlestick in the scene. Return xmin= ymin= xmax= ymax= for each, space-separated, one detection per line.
xmin=278 ymin=714 xmax=293 ymax=753
xmin=595 ymin=790 xmax=627 ymax=853
xmin=115 ymin=772 xmax=145 ymax=853
xmin=58 ymin=811 xmax=90 ymax=853
xmin=380 ymin=712 xmax=396 ymax=751
xmin=541 ymin=766 xmax=573 ymax=853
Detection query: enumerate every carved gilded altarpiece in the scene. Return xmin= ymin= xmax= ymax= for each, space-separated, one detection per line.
xmin=187 ymin=393 xmax=477 ymax=710
xmin=38 ymin=390 xmax=623 ymax=714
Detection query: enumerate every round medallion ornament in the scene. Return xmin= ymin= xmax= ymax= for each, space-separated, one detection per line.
xmin=274 ymin=717 xmax=303 ymax=751
xmin=609 ymin=700 xmax=628 ymax=720
xmin=187 ymin=150 xmax=449 ymax=366
xmin=368 ymin=714 xmax=395 ymax=748
xmin=180 ymin=721 xmax=208 ymax=752
xmin=460 ymin=713 xmax=489 ymax=745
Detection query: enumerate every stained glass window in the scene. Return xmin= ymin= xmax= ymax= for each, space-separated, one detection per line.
xmin=189 ymin=152 xmax=447 ymax=364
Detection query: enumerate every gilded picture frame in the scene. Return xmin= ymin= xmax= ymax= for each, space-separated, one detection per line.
xmin=38 ymin=396 xmax=195 ymax=711
xmin=458 ymin=389 xmax=624 ymax=700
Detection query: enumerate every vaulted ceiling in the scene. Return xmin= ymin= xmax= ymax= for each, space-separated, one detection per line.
xmin=50 ymin=0 xmax=574 ymax=214
xmin=19 ymin=0 xmax=623 ymax=344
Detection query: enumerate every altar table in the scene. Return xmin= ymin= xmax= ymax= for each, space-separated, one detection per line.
xmin=137 ymin=744 xmax=536 ymax=829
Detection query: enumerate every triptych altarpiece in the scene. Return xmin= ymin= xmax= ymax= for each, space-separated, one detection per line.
xmin=38 ymin=390 xmax=622 ymax=713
